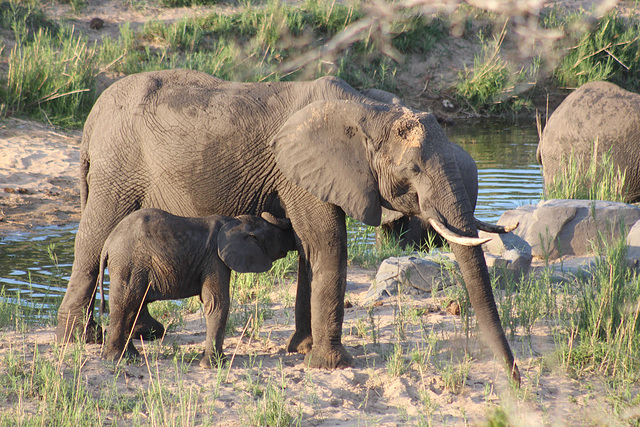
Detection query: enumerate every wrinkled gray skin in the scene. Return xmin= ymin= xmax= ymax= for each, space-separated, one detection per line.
xmin=57 ymin=69 xmax=519 ymax=381
xmin=378 ymin=143 xmax=478 ymax=248
xmin=538 ymin=81 xmax=640 ymax=202
xmin=99 ymin=209 xmax=295 ymax=367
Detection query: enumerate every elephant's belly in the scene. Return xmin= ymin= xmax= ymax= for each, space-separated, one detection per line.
xmin=145 ymin=278 xmax=201 ymax=302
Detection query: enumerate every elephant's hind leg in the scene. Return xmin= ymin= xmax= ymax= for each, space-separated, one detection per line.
xmin=56 ymin=193 xmax=145 ymax=343
xmin=131 ymin=304 xmax=165 ymax=341
xmin=102 ymin=275 xmax=143 ymax=362
xmin=286 ymin=255 xmax=313 ymax=355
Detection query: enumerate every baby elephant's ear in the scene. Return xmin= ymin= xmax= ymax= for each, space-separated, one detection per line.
xmin=218 ymin=220 xmax=274 ymax=273
xmin=261 ymin=212 xmax=291 ymax=229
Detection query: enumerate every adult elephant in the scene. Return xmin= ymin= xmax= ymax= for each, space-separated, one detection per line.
xmin=57 ymin=69 xmax=519 ymax=382
xmin=538 ymin=81 xmax=640 ymax=202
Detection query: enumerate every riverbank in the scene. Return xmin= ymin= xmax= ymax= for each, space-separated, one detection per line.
xmin=2 ymin=0 xmax=640 ymax=128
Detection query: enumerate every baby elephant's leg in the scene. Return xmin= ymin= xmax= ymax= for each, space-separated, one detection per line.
xmin=199 ymin=269 xmax=231 ymax=368
xmin=103 ymin=274 xmax=144 ymax=362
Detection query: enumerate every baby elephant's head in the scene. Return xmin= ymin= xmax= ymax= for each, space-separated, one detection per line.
xmin=218 ymin=212 xmax=296 ymax=273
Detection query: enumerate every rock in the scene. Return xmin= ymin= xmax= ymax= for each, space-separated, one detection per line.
xmin=498 ymin=199 xmax=640 ymax=259
xmin=530 ymin=256 xmax=600 ymax=284
xmin=445 ymin=300 xmax=460 ymax=316
xmin=365 ymin=255 xmax=457 ymax=303
xmin=626 ymin=220 xmax=640 ymax=268
xmin=480 ymin=230 xmax=531 ymax=256
xmin=480 ymin=230 xmax=532 ymax=278
xmin=89 ymin=17 xmax=104 ymax=30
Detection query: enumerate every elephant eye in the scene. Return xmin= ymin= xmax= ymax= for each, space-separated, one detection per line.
xmin=401 ymin=163 xmax=421 ymax=178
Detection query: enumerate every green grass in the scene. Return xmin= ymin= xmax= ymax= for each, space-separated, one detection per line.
xmin=544 ymin=139 xmax=627 ymax=202
xmin=553 ymin=12 xmax=640 ymax=90
xmin=556 ymin=232 xmax=640 ymax=380
xmin=0 ymin=0 xmax=450 ymax=125
xmin=5 ymin=25 xmax=97 ymax=127
xmin=3 ymin=0 xmax=640 ymax=123
xmin=346 ymin=216 xmax=421 ymax=268
xmin=455 ymin=23 xmax=540 ymax=114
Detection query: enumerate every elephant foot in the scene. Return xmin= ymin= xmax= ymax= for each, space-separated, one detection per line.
xmin=102 ymin=343 xmax=139 ymax=363
xmin=286 ymin=331 xmax=313 ymax=354
xmin=199 ymin=351 xmax=227 ymax=369
xmin=132 ymin=316 xmax=165 ymax=341
xmin=304 ymin=344 xmax=353 ymax=369
xmin=56 ymin=314 xmax=103 ymax=344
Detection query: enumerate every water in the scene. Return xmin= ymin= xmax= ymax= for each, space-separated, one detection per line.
xmin=0 ymin=224 xmax=77 ymax=322
xmin=0 ymin=120 xmax=543 ymax=318
xmin=446 ymin=119 xmax=543 ymax=223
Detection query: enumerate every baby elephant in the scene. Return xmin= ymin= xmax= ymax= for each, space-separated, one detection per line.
xmin=98 ymin=208 xmax=296 ymax=367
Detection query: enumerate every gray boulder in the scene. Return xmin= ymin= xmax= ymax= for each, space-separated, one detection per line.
xmin=626 ymin=220 xmax=640 ymax=268
xmin=479 ymin=230 xmax=532 ymax=278
xmin=498 ymin=199 xmax=640 ymax=259
xmin=366 ymin=255 xmax=457 ymax=303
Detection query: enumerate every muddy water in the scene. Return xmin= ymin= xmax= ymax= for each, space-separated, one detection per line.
xmin=0 ymin=120 xmax=542 ymax=316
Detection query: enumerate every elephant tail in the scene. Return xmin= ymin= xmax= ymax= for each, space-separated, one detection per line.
xmin=79 ymin=153 xmax=90 ymax=212
xmin=536 ymin=140 xmax=543 ymax=166
xmin=97 ymin=247 xmax=108 ymax=317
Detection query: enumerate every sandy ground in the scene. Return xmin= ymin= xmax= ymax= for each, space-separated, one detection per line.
xmin=0 ymin=118 xmax=82 ymax=230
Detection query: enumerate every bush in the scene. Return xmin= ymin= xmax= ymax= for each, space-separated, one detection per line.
xmin=554 ymin=12 xmax=640 ymax=91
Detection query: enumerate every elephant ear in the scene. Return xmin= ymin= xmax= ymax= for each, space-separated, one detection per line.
xmin=380 ymin=207 xmax=404 ymax=226
xmin=269 ymin=100 xmax=382 ymax=226
xmin=217 ymin=220 xmax=274 ymax=273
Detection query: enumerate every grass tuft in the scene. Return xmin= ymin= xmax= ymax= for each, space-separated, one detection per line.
xmin=544 ymin=139 xmax=627 ymax=202
xmin=455 ymin=22 xmax=539 ymax=114
xmin=5 ymin=25 xmax=97 ymax=126
xmin=557 ymin=232 xmax=640 ymax=380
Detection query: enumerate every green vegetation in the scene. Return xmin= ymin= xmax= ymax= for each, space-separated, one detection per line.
xmin=544 ymin=140 xmax=627 ymax=201
xmin=0 ymin=0 xmax=449 ymax=126
xmin=552 ymin=12 xmax=640 ymax=90
xmin=3 ymin=1 xmax=640 ymax=121
xmin=556 ymin=232 xmax=640 ymax=380
xmin=455 ymin=23 xmax=540 ymax=114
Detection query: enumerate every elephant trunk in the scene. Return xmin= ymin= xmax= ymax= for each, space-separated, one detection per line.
xmin=418 ymin=162 xmax=520 ymax=384
xmin=450 ymin=242 xmax=520 ymax=384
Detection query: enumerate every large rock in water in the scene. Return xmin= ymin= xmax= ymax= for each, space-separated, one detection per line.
xmin=497 ymin=199 xmax=640 ymax=259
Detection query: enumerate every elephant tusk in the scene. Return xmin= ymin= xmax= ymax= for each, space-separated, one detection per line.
xmin=428 ymin=218 xmax=492 ymax=247
xmin=475 ymin=219 xmax=519 ymax=234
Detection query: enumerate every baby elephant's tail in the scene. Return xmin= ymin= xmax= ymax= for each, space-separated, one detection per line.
xmin=97 ymin=247 xmax=108 ymax=317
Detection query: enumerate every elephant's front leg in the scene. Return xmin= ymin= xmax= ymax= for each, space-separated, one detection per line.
xmin=199 ymin=269 xmax=231 ymax=369
xmin=286 ymin=198 xmax=353 ymax=369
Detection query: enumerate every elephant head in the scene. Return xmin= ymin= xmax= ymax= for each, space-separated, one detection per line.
xmin=270 ymin=100 xmax=520 ymax=383
xmin=218 ymin=212 xmax=296 ymax=273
